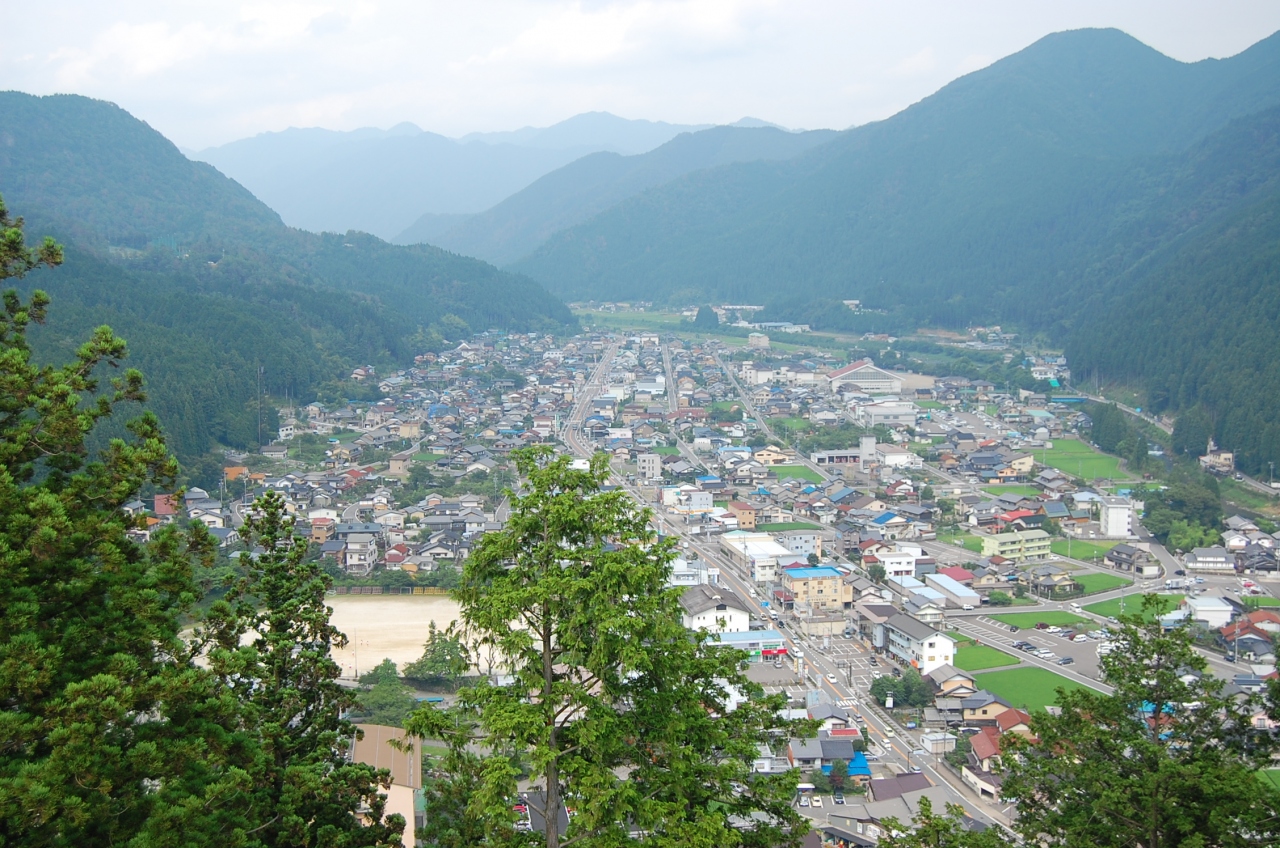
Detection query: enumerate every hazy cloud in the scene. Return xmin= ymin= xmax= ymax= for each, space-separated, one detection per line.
xmin=4 ymin=0 xmax=1279 ymax=148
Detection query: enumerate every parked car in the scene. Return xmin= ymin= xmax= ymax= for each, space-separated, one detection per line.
xmin=811 ymin=796 xmax=823 ymax=808
xmin=833 ymin=793 xmax=846 ymax=805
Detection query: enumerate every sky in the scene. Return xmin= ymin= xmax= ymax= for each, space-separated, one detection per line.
xmin=4 ymin=1 xmax=1280 ymax=150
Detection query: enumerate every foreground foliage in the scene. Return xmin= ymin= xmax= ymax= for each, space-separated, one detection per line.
xmin=408 ymin=447 xmax=814 ymax=848
xmin=0 ymin=205 xmax=400 ymax=846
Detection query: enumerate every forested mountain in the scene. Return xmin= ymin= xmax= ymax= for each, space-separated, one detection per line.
xmin=504 ymin=28 xmax=1280 ymax=472
xmin=422 ymin=125 xmax=837 ymax=265
xmin=194 ymin=112 xmax=723 ymax=239
xmin=0 ymin=92 xmax=574 ymax=466
xmin=513 ymin=29 xmax=1280 ymax=308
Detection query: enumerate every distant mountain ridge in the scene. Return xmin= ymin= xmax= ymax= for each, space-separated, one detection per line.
xmin=409 ymin=125 xmax=838 ymax=264
xmin=499 ymin=26 xmax=1280 ymax=474
xmin=511 ymin=28 xmax=1280 ymax=307
xmin=193 ymin=111 xmax=792 ymax=239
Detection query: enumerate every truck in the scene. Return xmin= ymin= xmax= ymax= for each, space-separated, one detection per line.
xmin=1165 ymin=578 xmax=1184 ymax=589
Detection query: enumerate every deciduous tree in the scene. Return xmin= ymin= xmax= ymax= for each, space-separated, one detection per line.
xmin=1000 ymin=596 xmax=1280 ymax=848
xmin=407 ymin=447 xmax=813 ymax=848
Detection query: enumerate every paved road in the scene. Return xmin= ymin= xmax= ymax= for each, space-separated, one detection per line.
xmin=561 ymin=346 xmax=1004 ymax=829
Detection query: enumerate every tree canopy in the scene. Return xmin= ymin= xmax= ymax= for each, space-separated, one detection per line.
xmin=406 ymin=446 xmax=814 ymax=848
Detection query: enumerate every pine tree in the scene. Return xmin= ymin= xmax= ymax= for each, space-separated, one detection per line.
xmin=203 ymin=490 xmax=404 ymax=846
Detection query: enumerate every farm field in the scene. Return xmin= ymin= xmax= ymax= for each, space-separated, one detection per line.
xmin=1084 ymin=594 xmax=1183 ymax=621
xmin=983 ymin=485 xmax=1042 ymax=498
xmin=1034 ymin=438 xmax=1128 ymax=481
xmin=1051 ymin=539 xmax=1120 ymax=561
xmin=773 ymin=465 xmax=824 ymax=483
xmin=989 ymin=611 xmax=1089 ymax=628
xmin=412 ymin=452 xmax=446 ymax=463
xmin=1074 ymin=573 xmax=1133 ymax=594
xmin=974 ymin=666 xmax=1095 ymax=712
xmin=937 ymin=532 xmax=984 ymax=553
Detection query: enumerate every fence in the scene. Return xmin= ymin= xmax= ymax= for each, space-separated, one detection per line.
xmin=328 ymin=586 xmax=451 ymax=596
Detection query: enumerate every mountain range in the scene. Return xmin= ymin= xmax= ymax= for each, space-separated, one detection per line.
xmin=484 ymin=28 xmax=1280 ymax=471
xmin=0 ymin=91 xmax=574 ymax=472
xmin=192 ymin=112 xmax=786 ymax=239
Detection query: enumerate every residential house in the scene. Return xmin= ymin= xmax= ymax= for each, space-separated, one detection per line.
xmin=679 ymin=584 xmax=751 ymax=633
xmin=878 ymin=614 xmax=956 ymax=674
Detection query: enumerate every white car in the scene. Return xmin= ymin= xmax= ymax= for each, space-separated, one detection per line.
xmin=826 ymin=673 xmax=838 ymax=684
xmin=798 ymin=796 xmax=810 ymax=807
xmin=811 ymin=796 xmax=824 ymax=809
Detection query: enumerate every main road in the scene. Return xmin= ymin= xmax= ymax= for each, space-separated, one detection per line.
xmin=563 ymin=338 xmax=1010 ymax=832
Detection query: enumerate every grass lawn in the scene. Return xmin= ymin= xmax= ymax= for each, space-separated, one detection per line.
xmin=1247 ymin=597 xmax=1280 ymax=608
xmin=710 ymin=401 xmax=741 ymax=412
xmin=989 ymin=611 xmax=1089 ymax=628
xmin=974 ymin=667 xmax=1095 ymax=712
xmin=757 ymin=521 xmax=823 ymax=532
xmin=773 ymin=465 xmax=824 ymax=484
xmin=771 ymin=417 xmax=812 ymax=432
xmin=983 ymin=485 xmax=1043 ymax=498
xmin=1051 ymin=539 xmax=1120 ymax=561
xmin=1260 ymin=769 xmax=1280 ymax=790
xmin=938 ymin=533 xmax=984 ymax=554
xmin=1073 ymin=573 xmax=1133 ymax=595
xmin=412 ymin=452 xmax=446 ymax=463
xmin=1084 ymin=594 xmax=1183 ymax=621
xmin=917 ymin=400 xmax=946 ymax=409
xmin=1034 ymin=438 xmax=1129 ymax=481
xmin=954 ymin=643 xmax=1021 ymax=672
xmin=653 ymin=446 xmax=681 ymax=455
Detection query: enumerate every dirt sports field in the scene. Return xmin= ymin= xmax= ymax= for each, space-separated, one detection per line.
xmin=327 ymin=595 xmax=461 ymax=679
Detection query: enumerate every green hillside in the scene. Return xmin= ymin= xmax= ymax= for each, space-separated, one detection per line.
xmin=426 ymin=125 xmax=837 ymax=265
xmin=0 ymin=92 xmax=575 ymax=469
xmin=505 ymin=28 xmax=1280 ymax=472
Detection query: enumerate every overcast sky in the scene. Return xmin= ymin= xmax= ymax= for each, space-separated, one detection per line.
xmin=5 ymin=1 xmax=1280 ymax=149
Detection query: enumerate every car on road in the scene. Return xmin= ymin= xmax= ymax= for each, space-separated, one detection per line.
xmin=1058 ymin=656 xmax=1075 ymax=665
xmin=891 ymin=667 xmax=902 ymax=678
xmin=811 ymin=796 xmax=823 ymax=809
xmin=826 ymin=673 xmax=838 ymax=683
xmin=910 ymin=765 xmax=922 ymax=774
xmin=1174 ymin=569 xmax=1186 ymax=576
xmin=869 ymin=656 xmax=879 ymax=665
xmin=883 ymin=728 xmax=896 ymax=738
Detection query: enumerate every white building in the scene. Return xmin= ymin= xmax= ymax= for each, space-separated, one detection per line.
xmin=876 ymin=444 xmax=924 ymax=469
xmin=1185 ymin=547 xmax=1234 ymax=573
xmin=872 ymin=551 xmax=918 ymax=580
xmin=637 ymin=453 xmax=662 ymax=480
xmin=774 ymin=530 xmax=822 ymax=558
xmin=1099 ymin=496 xmax=1135 ymax=538
xmin=679 ymin=584 xmax=751 ymax=633
xmin=825 ymin=359 xmax=904 ymax=395
xmin=1183 ymin=596 xmax=1235 ymax=629
xmin=851 ymin=401 xmax=919 ymax=429
xmin=719 ymin=530 xmax=796 ymax=583
xmin=879 ymin=613 xmax=956 ymax=675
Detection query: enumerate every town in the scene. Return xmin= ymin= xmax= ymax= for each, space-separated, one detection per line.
xmin=139 ymin=318 xmax=1280 ymax=842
